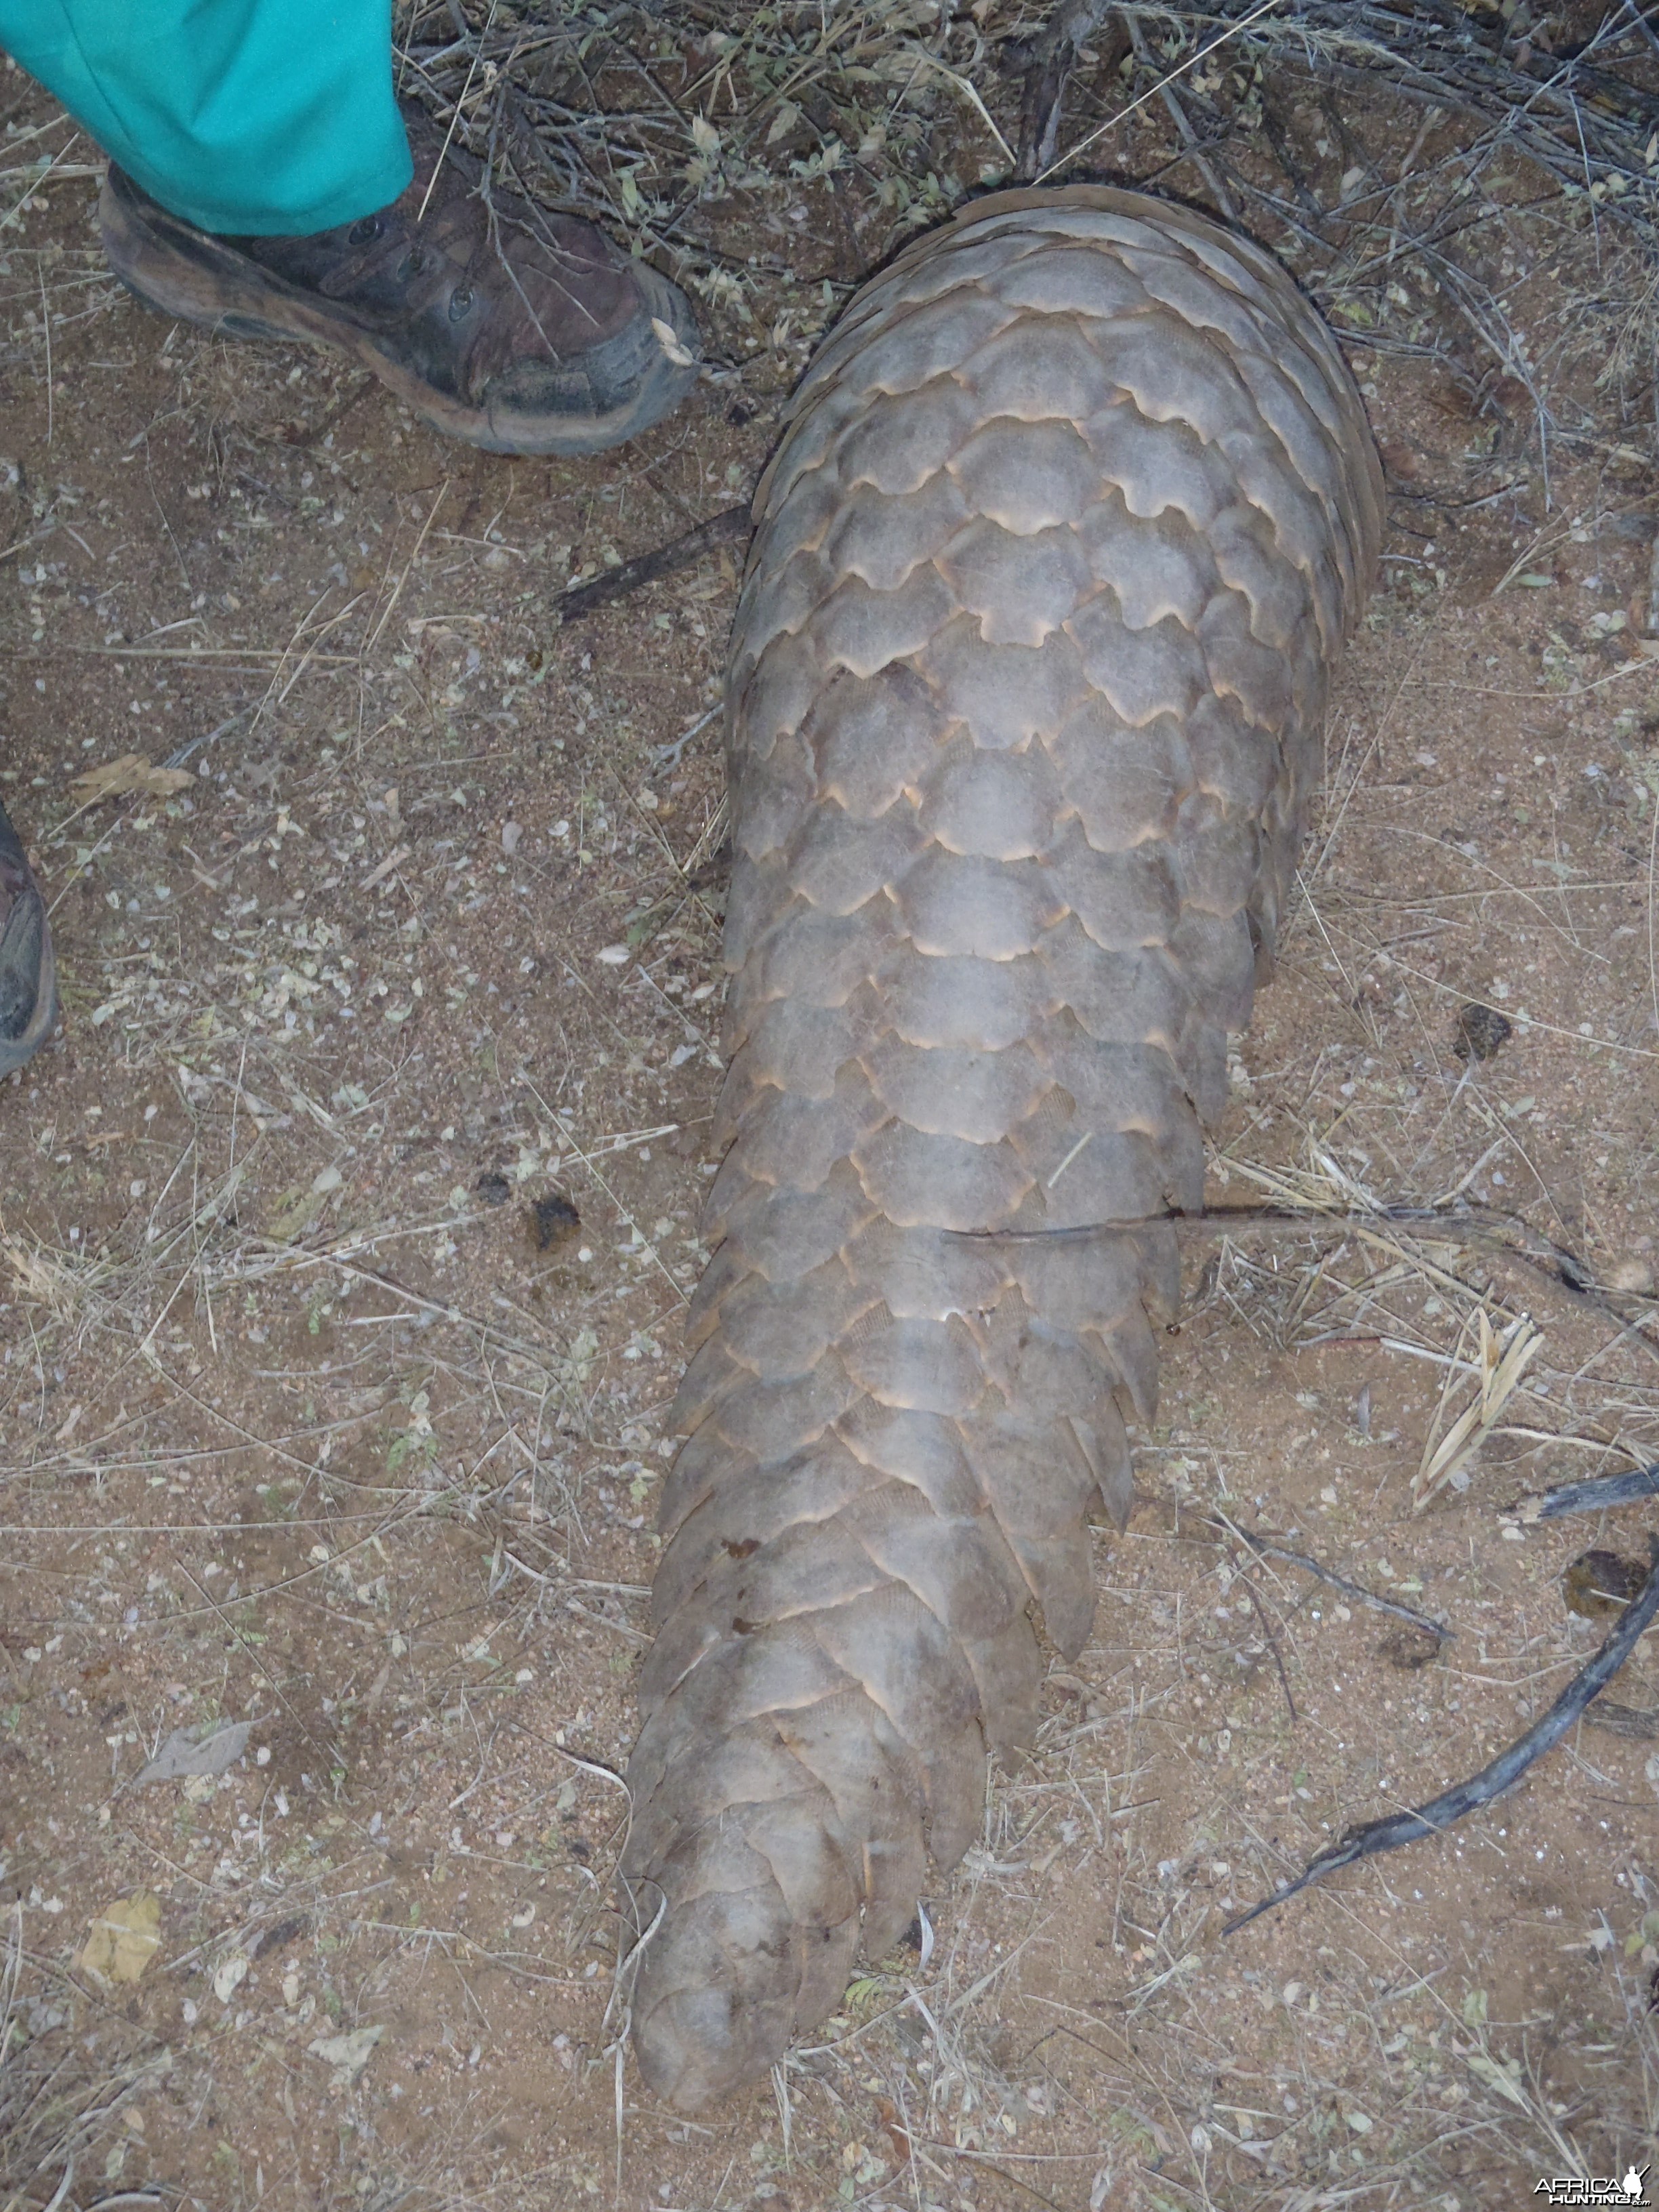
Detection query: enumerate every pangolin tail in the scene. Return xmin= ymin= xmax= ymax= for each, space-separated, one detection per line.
xmin=621 ymin=186 xmax=1382 ymax=2110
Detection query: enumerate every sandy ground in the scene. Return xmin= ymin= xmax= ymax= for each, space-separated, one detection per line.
xmin=3 ymin=17 xmax=1659 ymax=2211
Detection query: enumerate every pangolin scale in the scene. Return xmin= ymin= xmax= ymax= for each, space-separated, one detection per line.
xmin=621 ymin=186 xmax=1384 ymax=2108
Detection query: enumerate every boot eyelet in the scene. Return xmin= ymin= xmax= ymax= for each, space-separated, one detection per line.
xmin=448 ymin=285 xmax=474 ymax=321
xmin=346 ymin=216 xmax=382 ymax=245
xmin=397 ymin=247 xmax=427 ymax=281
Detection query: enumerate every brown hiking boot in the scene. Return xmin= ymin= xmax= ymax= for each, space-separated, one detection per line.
xmin=0 ymin=800 xmax=58 ymax=1079
xmin=98 ymin=108 xmax=700 ymax=455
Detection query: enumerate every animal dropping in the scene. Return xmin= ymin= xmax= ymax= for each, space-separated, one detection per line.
xmin=527 ymin=1189 xmax=581 ymax=1251
xmin=1454 ymin=1000 xmax=1513 ymax=1063
xmin=621 ymin=187 xmax=1382 ymax=2109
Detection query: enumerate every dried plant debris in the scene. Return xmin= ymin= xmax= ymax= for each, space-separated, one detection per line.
xmin=308 ymin=2024 xmax=386 ymax=2090
xmin=1212 ymin=1511 xmax=1456 ymax=1643
xmin=65 ymin=753 xmax=194 ymax=805
xmin=0 ymin=1951 xmax=167 ymax=2212
xmin=1229 ymin=1538 xmax=1659 ymax=1931
xmin=1454 ymin=998 xmax=1515 ymax=1061
xmin=556 ymin=502 xmax=750 ymax=622
xmin=1413 ymin=1308 xmax=1543 ymax=1511
xmin=1105 ymin=1 xmax=1659 ymax=234
xmin=1580 ymin=1698 xmax=1659 ymax=1742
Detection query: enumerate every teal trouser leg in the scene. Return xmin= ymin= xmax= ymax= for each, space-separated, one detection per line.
xmin=0 ymin=0 xmax=411 ymax=234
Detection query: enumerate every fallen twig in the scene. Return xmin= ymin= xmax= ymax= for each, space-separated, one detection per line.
xmin=1010 ymin=1 xmax=1128 ymax=179
xmin=1206 ymin=1510 xmax=1454 ymax=1643
xmin=1582 ymin=1699 xmax=1659 ymax=1742
xmin=1237 ymin=1571 xmax=1298 ymax=1722
xmin=1124 ymin=10 xmax=1239 ymax=221
xmin=953 ymin=1198 xmax=1659 ymax=1351
xmin=951 ymin=1199 xmax=1587 ymax=1266
xmin=1225 ymin=1535 xmax=1659 ymax=1933
xmin=1504 ymin=1466 xmax=1659 ymax=1525
xmin=1072 ymin=3 xmax=1659 ymax=244
xmin=276 ymin=371 xmax=380 ymax=448
xmin=556 ymin=502 xmax=749 ymax=623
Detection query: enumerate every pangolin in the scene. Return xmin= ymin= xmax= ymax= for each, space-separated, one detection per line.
xmin=621 ymin=186 xmax=1384 ymax=2108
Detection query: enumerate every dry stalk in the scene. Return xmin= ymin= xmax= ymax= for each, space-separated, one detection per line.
xmin=1413 ymin=1305 xmax=1544 ymax=1510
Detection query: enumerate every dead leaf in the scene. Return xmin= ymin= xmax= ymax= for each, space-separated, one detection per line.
xmin=873 ymin=2094 xmax=913 ymax=2165
xmin=213 ymin=1949 xmax=251 ymax=2004
xmin=135 ymin=1720 xmax=250 ymax=1785
xmin=81 ymin=1892 xmax=162 ymax=1984
xmin=308 ymin=2024 xmax=384 ymax=2086
xmin=361 ymin=842 xmax=411 ymax=890
xmin=68 ymin=754 xmax=192 ymax=804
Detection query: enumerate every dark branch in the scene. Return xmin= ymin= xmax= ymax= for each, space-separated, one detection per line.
xmin=1505 ymin=1465 xmax=1659 ymax=1525
xmin=1225 ymin=1536 xmax=1659 ymax=1933
xmin=556 ymin=502 xmax=750 ymax=623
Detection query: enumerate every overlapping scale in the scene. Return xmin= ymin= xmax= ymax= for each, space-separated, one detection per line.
xmin=623 ymin=186 xmax=1382 ymax=2112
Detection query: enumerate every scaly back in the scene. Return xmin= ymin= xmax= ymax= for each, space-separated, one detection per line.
xmin=622 ymin=187 xmax=1382 ymax=2109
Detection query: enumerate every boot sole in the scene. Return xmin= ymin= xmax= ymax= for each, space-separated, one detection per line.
xmin=0 ymin=895 xmax=58 ymax=1080
xmin=100 ymin=169 xmax=700 ymax=457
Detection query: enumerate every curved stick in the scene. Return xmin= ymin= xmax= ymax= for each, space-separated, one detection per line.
xmin=1226 ymin=1536 xmax=1659 ymax=1933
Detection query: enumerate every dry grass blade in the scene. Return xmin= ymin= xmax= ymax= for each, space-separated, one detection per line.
xmin=1 ymin=1231 xmax=117 ymax=1341
xmin=0 ymin=1911 xmax=167 ymax=2212
xmin=1413 ymin=1307 xmax=1544 ymax=1511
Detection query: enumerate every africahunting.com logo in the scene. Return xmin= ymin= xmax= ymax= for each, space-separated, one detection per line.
xmin=1533 ymin=2169 xmax=1649 ymax=2207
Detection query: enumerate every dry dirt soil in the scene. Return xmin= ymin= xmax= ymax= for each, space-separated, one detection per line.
xmin=3 ymin=28 xmax=1659 ymax=2212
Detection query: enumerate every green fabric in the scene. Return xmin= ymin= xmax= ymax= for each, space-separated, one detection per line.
xmin=0 ymin=0 xmax=411 ymax=234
